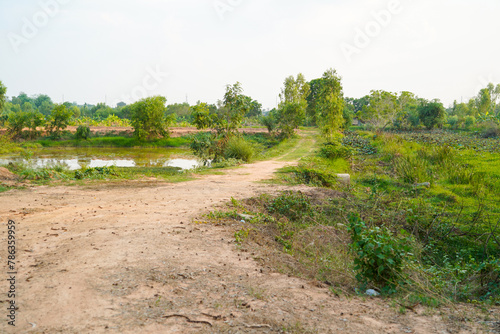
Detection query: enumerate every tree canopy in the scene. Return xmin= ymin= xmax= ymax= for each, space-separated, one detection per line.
xmin=0 ymin=81 xmax=7 ymax=112
xmin=276 ymin=73 xmax=310 ymax=138
xmin=418 ymin=101 xmax=445 ymax=130
xmin=130 ymin=96 xmax=173 ymax=140
xmin=315 ymin=69 xmax=345 ymax=142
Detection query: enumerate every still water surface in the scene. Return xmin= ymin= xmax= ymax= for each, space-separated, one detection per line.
xmin=0 ymin=147 xmax=201 ymax=170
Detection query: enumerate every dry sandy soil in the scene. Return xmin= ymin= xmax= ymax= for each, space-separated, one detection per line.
xmin=0 ymin=154 xmax=498 ymax=333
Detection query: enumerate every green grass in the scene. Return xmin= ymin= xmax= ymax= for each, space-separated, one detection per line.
xmin=250 ymin=130 xmax=320 ymax=162
xmin=115 ymin=166 xmax=193 ymax=182
xmin=278 ymin=132 xmax=320 ymax=161
xmin=256 ymin=135 xmax=301 ymax=160
xmin=0 ymin=134 xmax=24 ymax=154
xmin=4 ymin=163 xmax=193 ymax=187
xmin=234 ymin=129 xmax=500 ymax=304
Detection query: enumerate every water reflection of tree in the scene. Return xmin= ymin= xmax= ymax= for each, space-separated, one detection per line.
xmin=131 ymin=151 xmax=170 ymax=168
xmin=133 ymin=156 xmax=169 ymax=167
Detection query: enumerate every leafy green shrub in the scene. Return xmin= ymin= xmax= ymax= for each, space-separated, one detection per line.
xmin=464 ymin=116 xmax=476 ymax=129
xmin=260 ymin=111 xmax=278 ymax=134
xmin=291 ymin=166 xmax=339 ymax=187
xmin=21 ymin=168 xmax=53 ymax=180
xmin=17 ymin=165 xmax=68 ymax=181
xmin=481 ymin=123 xmax=499 ymax=138
xmin=0 ymin=134 xmax=22 ymax=154
xmin=408 ymin=109 xmax=421 ymax=128
xmin=418 ymin=102 xmax=445 ymax=130
xmin=319 ymin=142 xmax=352 ymax=160
xmin=426 ymin=256 xmax=500 ymax=303
xmin=224 ymin=136 xmax=255 ymax=162
xmin=234 ymin=228 xmax=252 ymax=245
xmin=348 ymin=214 xmax=412 ymax=292
xmin=190 ymin=132 xmax=216 ymax=164
xmin=447 ymin=115 xmax=459 ymax=129
xmin=74 ymin=166 xmax=118 ymax=180
xmin=267 ymin=191 xmax=312 ymax=221
xmin=46 ymin=104 xmax=73 ymax=138
xmin=130 ymin=96 xmax=172 ymax=140
xmin=7 ymin=111 xmax=29 ymax=138
xmin=75 ymin=125 xmax=91 ymax=140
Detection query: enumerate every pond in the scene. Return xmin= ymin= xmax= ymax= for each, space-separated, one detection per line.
xmin=0 ymin=147 xmax=201 ymax=170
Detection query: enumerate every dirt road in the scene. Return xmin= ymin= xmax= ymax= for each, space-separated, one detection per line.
xmin=0 ymin=156 xmax=492 ymax=333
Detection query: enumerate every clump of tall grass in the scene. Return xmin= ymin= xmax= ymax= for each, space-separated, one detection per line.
xmin=447 ymin=164 xmax=477 ymax=185
xmin=393 ymin=155 xmax=431 ymax=184
xmin=224 ymin=136 xmax=255 ymax=162
xmin=419 ymin=145 xmax=453 ymax=167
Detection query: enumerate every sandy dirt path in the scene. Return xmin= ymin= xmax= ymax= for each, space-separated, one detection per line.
xmin=0 ymin=151 xmax=493 ymax=333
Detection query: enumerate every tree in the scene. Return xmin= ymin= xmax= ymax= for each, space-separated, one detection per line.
xmin=342 ymin=104 xmax=353 ymax=129
xmin=477 ymin=88 xmax=492 ymax=117
xmin=359 ymin=90 xmax=400 ymax=129
xmin=90 ymin=103 xmax=113 ymax=120
xmin=276 ymin=73 xmax=310 ymax=138
xmin=0 ymin=81 xmax=7 ymax=113
xmin=6 ymin=105 xmax=28 ymax=138
xmin=11 ymin=92 xmax=32 ymax=106
xmin=306 ymin=78 xmax=325 ymax=125
xmin=38 ymin=100 xmax=54 ymax=116
xmin=20 ymin=102 xmax=44 ymax=138
xmin=190 ymin=102 xmax=213 ymax=130
xmin=190 ymin=83 xmax=249 ymax=162
xmin=260 ymin=109 xmax=278 ymax=134
xmin=487 ymin=83 xmax=500 ymax=110
xmin=394 ymin=91 xmax=421 ymax=129
xmin=475 ymin=83 xmax=500 ymax=121
xmin=315 ymin=69 xmax=345 ymax=142
xmin=218 ymin=82 xmax=249 ymax=135
xmin=191 ymin=83 xmax=248 ymax=136
xmin=243 ymin=96 xmax=262 ymax=118
xmin=69 ymin=105 xmax=81 ymax=118
xmin=418 ymin=101 xmax=445 ymax=130
xmin=26 ymin=110 xmax=45 ymax=139
xmin=167 ymin=103 xmax=191 ymax=121
xmin=34 ymin=94 xmax=53 ymax=109
xmin=47 ymin=104 xmax=73 ymax=138
xmin=130 ymin=96 xmax=172 ymax=140
xmin=345 ymin=96 xmax=370 ymax=114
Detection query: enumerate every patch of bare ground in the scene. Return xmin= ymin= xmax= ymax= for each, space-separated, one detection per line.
xmin=0 ymin=151 xmax=498 ymax=333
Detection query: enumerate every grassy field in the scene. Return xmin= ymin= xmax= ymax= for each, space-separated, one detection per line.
xmin=3 ymin=128 xmax=500 ymax=306
xmin=203 ymin=128 xmax=500 ymax=306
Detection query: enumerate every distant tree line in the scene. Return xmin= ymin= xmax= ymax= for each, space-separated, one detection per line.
xmin=1 ymin=77 xmax=499 ymax=141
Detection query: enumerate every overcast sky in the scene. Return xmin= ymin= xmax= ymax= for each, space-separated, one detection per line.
xmin=1 ymin=0 xmax=499 ymax=109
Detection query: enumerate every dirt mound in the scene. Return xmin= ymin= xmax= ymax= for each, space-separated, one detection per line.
xmin=0 ymin=167 xmax=17 ymax=180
